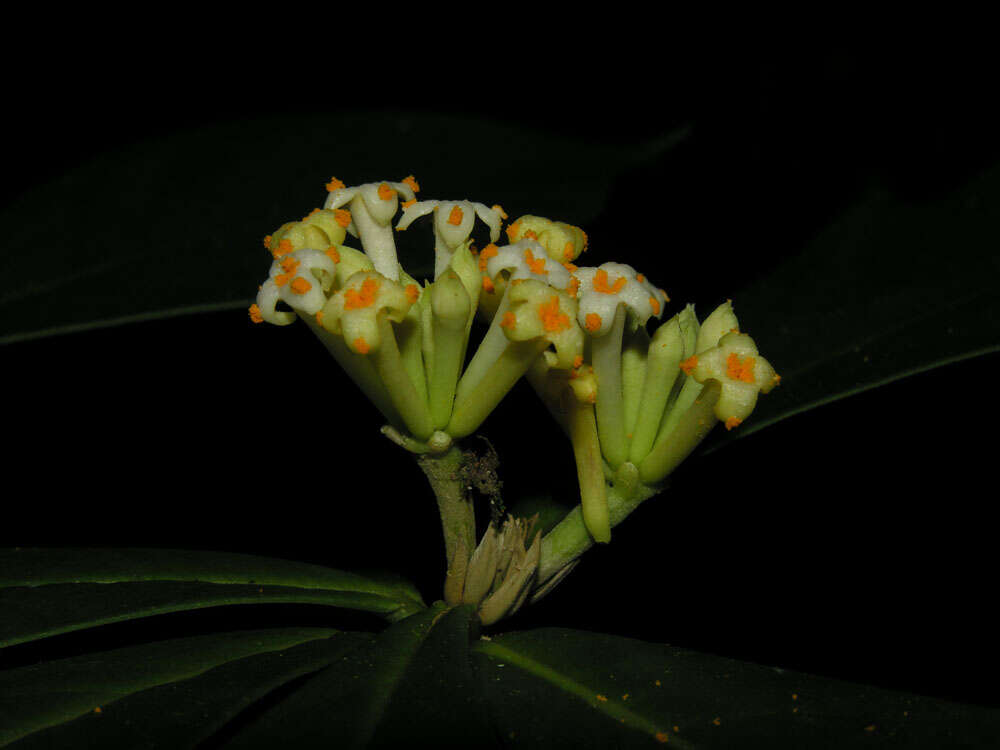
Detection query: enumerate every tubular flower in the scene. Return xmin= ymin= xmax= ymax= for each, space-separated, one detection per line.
xmin=505 ymin=215 xmax=588 ymax=264
xmin=254 ymin=249 xmax=339 ymax=325
xmin=682 ymin=331 xmax=780 ymax=431
xmin=319 ymin=271 xmax=414 ymax=355
xmin=572 ymin=262 xmax=669 ymax=469
xmin=323 ymin=178 xmax=417 ymax=281
xmin=396 ymin=199 xmax=504 ymax=279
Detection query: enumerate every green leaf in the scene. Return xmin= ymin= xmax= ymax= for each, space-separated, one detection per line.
xmin=0 ymin=113 xmax=687 ymax=345
xmin=708 ymin=161 xmax=1000 ymax=449
xmin=1 ymin=628 xmax=370 ymax=748
xmin=0 ymin=548 xmax=425 ymax=648
xmin=224 ymin=604 xmax=497 ymax=749
xmin=471 ymin=628 xmax=1000 ymax=749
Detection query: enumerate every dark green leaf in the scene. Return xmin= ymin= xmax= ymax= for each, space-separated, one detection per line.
xmin=0 ymin=113 xmax=685 ymax=345
xmin=2 ymin=628 xmax=370 ymax=748
xmin=224 ymin=604 xmax=497 ymax=749
xmin=471 ymin=628 xmax=1000 ymax=749
xmin=0 ymin=548 xmax=425 ymax=648
xmin=709 ymin=161 xmax=1000 ymax=449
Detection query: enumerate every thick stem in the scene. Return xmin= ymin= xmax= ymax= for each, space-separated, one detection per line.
xmin=415 ymin=445 xmax=477 ymax=606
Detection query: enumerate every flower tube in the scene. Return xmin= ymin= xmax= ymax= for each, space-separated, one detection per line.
xmin=396 ymin=198 xmax=504 ymax=279
xmin=323 ymin=177 xmax=417 ymax=281
xmin=573 ymin=263 xmax=669 ymax=469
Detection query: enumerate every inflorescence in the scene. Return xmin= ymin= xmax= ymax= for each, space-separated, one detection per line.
xmin=251 ymin=177 xmax=779 ymax=553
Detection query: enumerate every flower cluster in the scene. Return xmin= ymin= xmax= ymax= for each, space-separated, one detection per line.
xmin=251 ymin=177 xmax=779 ymax=548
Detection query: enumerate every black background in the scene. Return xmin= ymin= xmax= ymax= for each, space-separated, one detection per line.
xmin=3 ymin=29 xmax=998 ymax=709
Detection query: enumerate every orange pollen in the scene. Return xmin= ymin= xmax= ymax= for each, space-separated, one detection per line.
xmin=479 ymin=243 xmax=499 ymax=271
xmin=280 ymin=257 xmax=300 ymax=274
xmin=401 ymin=198 xmax=416 ymax=209
xmin=655 ymin=732 xmax=670 ymax=744
xmin=725 ymin=416 xmax=743 ymax=431
xmin=726 ymin=353 xmax=756 ymax=383
xmin=334 ymin=209 xmax=352 ymax=228
xmin=272 ymin=238 xmax=294 ymax=258
xmin=523 ymin=229 xmax=538 ymax=239
xmin=377 ymin=182 xmax=396 ymax=201
xmin=263 ymin=234 xmax=272 ymax=250
xmin=482 ymin=276 xmax=495 ymax=293
xmin=315 ymin=310 xmax=325 ymax=325
xmin=637 ymin=273 xmax=645 ymax=282
xmin=679 ymin=355 xmax=698 ymax=375
xmin=567 ymin=277 xmax=580 ymax=298
xmin=649 ymin=296 xmax=661 ymax=315
xmin=505 ymin=220 xmax=521 ymax=240
xmin=585 ymin=312 xmax=602 ymax=332
xmin=344 ymin=277 xmax=380 ymax=310
xmin=581 ymin=229 xmax=589 ymax=252
xmin=290 ymin=277 xmax=312 ymax=295
xmin=593 ymin=269 xmax=627 ymax=295
xmin=447 ymin=205 xmax=464 ymax=225
xmin=573 ymin=354 xmax=584 ymax=369
xmin=325 ymin=246 xmax=341 ymax=263
xmin=524 ymin=248 xmax=548 ymax=275
xmin=248 ymin=304 xmax=263 ymax=323
xmin=325 ymin=177 xmax=346 ymax=192
xmin=563 ymin=261 xmax=578 ymax=272
xmin=274 ymin=273 xmax=291 ymax=287
xmin=492 ymin=204 xmax=508 ymax=219
xmin=539 ymin=296 xmax=570 ymax=332
xmin=402 ymin=175 xmax=420 ymax=193
xmin=773 ymin=374 xmax=782 ymax=385
xmin=500 ymin=311 xmax=517 ymax=330
xmin=353 ymin=337 xmax=370 ymax=354
xmin=563 ymin=242 xmax=575 ymax=260
xmin=405 ymin=283 xmax=419 ymax=304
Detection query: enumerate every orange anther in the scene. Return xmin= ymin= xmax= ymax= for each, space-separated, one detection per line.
xmin=500 ymin=311 xmax=517 ymax=330
xmin=478 ymin=243 xmax=499 ymax=271
xmin=649 ymin=296 xmax=661 ymax=315
xmin=402 ymin=175 xmax=420 ymax=193
xmin=567 ymin=277 xmax=580 ymax=298
xmin=523 ymin=229 xmax=538 ymax=239
xmin=272 ymin=239 xmax=294 ymax=258
xmin=280 ymin=257 xmax=300 ymax=274
xmin=573 ymin=354 xmax=584 ymax=369
xmin=377 ymin=182 xmax=396 ymax=200
xmin=725 ymin=416 xmax=742 ymax=430
xmin=290 ymin=277 xmax=312 ymax=295
xmin=505 ymin=220 xmax=521 ymax=240
xmin=315 ymin=310 xmax=325 ymax=325
xmin=482 ymin=276 xmax=495 ymax=293
xmin=248 ymin=304 xmax=263 ymax=323
xmin=353 ymin=337 xmax=370 ymax=354
xmin=263 ymin=234 xmax=272 ymax=250
xmin=679 ymin=355 xmax=698 ymax=374
xmin=592 ymin=268 xmax=626 ymax=295
xmin=334 ymin=209 xmax=352 ymax=228
xmin=325 ymin=246 xmax=341 ymax=263
xmin=585 ymin=312 xmax=602 ymax=332
xmin=405 ymin=283 xmax=419 ymax=303
xmin=538 ymin=296 xmax=570 ymax=332
xmin=325 ymin=177 xmax=346 ymax=192
xmin=563 ymin=242 xmax=575 ymax=261
xmin=447 ymin=205 xmax=464 ymax=225
xmin=726 ymin=352 xmax=756 ymax=383
xmin=524 ymin=248 xmax=548 ymax=275
xmin=402 ymin=198 xmax=416 ymax=209
xmin=492 ymin=204 xmax=508 ymax=219
xmin=344 ymin=277 xmax=380 ymax=310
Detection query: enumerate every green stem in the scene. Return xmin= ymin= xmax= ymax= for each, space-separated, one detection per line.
xmin=415 ymin=445 xmax=477 ymax=605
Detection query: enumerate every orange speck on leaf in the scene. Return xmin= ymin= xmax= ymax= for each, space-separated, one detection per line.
xmin=592 ymin=268 xmax=627 ymax=295
xmin=524 ymin=248 xmax=548 ymax=275
xmin=248 ymin=304 xmax=263 ymax=323
xmin=726 ymin=352 xmax=756 ymax=383
xmin=538 ymin=296 xmax=570 ymax=333
xmin=353 ymin=337 xmax=370 ymax=354
xmin=290 ymin=277 xmax=312 ymax=295
xmin=325 ymin=176 xmax=346 ymax=192
xmin=402 ymin=175 xmax=420 ymax=193
xmin=377 ymin=182 xmax=396 ymax=201
xmin=679 ymin=355 xmax=698 ymax=374
xmin=585 ymin=313 xmax=602 ymax=332
xmin=447 ymin=205 xmax=464 ymax=225
xmin=724 ymin=416 xmax=742 ymax=431
xmin=344 ymin=277 xmax=380 ymax=310
xmin=334 ymin=209 xmax=352 ymax=228
xmin=405 ymin=283 xmax=419 ymax=304
xmin=500 ymin=311 xmax=517 ymax=330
